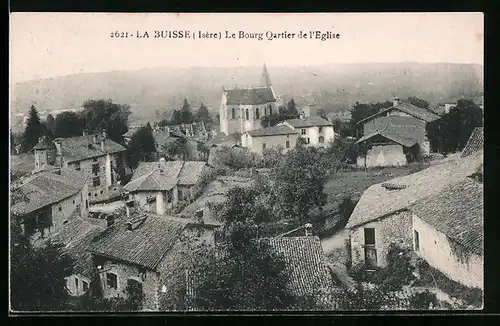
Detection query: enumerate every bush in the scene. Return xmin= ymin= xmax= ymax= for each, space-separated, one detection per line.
xmin=408 ymin=290 xmax=438 ymax=310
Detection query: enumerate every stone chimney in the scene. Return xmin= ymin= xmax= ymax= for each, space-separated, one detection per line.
xmin=101 ymin=137 xmax=105 ymax=152
xmin=82 ymin=129 xmax=88 ymax=136
xmin=92 ymin=135 xmax=98 ymax=144
xmin=393 ymin=97 xmax=400 ymax=107
xmin=54 ymin=138 xmax=62 ymax=156
xmin=102 ymin=129 xmax=107 ymax=139
xmin=299 ymin=111 xmax=306 ymax=120
xmin=304 ymin=223 xmax=313 ymax=236
xmin=125 ymin=199 xmax=135 ymax=219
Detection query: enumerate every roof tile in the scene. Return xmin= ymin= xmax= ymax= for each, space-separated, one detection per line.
xmin=225 ymin=87 xmax=275 ymax=105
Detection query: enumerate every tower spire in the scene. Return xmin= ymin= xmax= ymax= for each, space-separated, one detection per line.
xmin=260 ymin=63 xmax=272 ymax=87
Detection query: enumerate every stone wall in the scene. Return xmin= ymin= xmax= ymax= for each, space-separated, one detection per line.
xmin=350 ymin=211 xmax=413 ymax=268
xmin=413 ymin=213 xmax=483 ymax=289
xmin=66 ymin=274 xmax=91 ymax=297
xmin=357 ymin=144 xmax=407 ymax=168
xmin=244 ymin=133 xmax=298 ymax=154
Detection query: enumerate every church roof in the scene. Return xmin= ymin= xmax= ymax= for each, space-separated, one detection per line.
xmin=225 ymin=87 xmax=275 ymax=106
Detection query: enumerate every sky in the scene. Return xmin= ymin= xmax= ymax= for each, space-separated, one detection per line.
xmin=10 ymin=12 xmax=483 ymax=84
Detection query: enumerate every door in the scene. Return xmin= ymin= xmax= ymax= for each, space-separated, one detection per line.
xmin=364 ymin=228 xmax=377 ymax=268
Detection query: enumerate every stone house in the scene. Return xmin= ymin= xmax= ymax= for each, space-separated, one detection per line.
xmin=346 ymin=149 xmax=483 ymax=268
xmin=411 ymin=176 xmax=483 ymax=289
xmin=278 ymin=115 xmax=335 ymax=148
xmin=38 ymin=217 xmax=105 ymax=297
xmin=87 ymin=212 xmax=218 ymax=310
xmin=219 ymin=64 xmax=277 ymax=136
xmin=354 ymin=128 xmax=421 ymax=168
xmin=241 ymin=125 xmax=299 ymax=154
xmin=356 ymin=97 xmax=440 ymax=156
xmin=123 ymin=159 xmax=207 ymax=214
xmin=11 ymin=168 xmax=90 ymax=242
xmin=32 ymin=131 xmax=128 ymax=203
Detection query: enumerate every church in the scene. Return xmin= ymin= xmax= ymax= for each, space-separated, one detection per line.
xmin=219 ymin=64 xmax=277 ymax=135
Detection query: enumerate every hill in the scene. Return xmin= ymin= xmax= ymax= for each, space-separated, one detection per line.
xmin=11 ymin=62 xmax=483 ymax=127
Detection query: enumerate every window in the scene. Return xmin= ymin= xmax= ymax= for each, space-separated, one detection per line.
xmin=73 ymin=200 xmax=75 ymax=204
xmin=74 ymin=162 xmax=81 ymax=171
xmin=364 ymin=228 xmax=376 ymax=246
xmin=92 ymin=163 xmax=100 ymax=175
xmin=58 ymin=206 xmax=62 ymax=211
xmin=245 ymin=109 xmax=249 ymax=120
xmin=414 ymin=230 xmax=420 ymax=251
xmin=262 ymin=143 xmax=267 ymax=150
xmin=75 ymin=277 xmax=79 ymax=288
xmin=100 ymin=190 xmax=103 ymax=194
xmin=86 ymin=200 xmax=89 ymax=209
xmin=319 ymin=127 xmax=323 ymax=133
xmin=82 ymin=281 xmax=89 ymax=292
xmin=255 ymin=108 xmax=260 ymax=119
xmin=106 ymin=272 xmax=118 ymax=289
xmin=286 ymin=141 xmax=290 ymax=148
xmin=301 ymin=129 xmax=306 ymax=135
xmin=231 ymin=108 xmax=236 ymax=119
xmin=319 ymin=136 xmax=325 ymax=143
xmin=307 ymin=138 xmax=310 ymax=144
xmin=92 ymin=176 xmax=101 ymax=186
xmin=88 ymin=192 xmax=91 ymax=197
xmin=268 ymin=105 xmax=272 ymax=115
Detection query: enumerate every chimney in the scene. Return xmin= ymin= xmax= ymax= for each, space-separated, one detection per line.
xmin=304 ymin=223 xmax=313 ymax=236
xmin=101 ymin=137 xmax=105 ymax=152
xmin=299 ymin=111 xmax=306 ymax=120
xmin=82 ymin=129 xmax=88 ymax=136
xmin=393 ymin=97 xmax=400 ymax=107
xmin=54 ymin=138 xmax=62 ymax=156
xmin=102 ymin=129 xmax=107 ymax=139
xmin=92 ymin=135 xmax=98 ymax=144
xmin=160 ymin=157 xmax=166 ymax=163
xmin=125 ymin=199 xmax=135 ymax=218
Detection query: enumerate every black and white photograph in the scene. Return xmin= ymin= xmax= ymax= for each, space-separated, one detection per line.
xmin=9 ymin=12 xmax=484 ymax=313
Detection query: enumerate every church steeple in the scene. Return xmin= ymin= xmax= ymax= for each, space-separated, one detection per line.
xmin=260 ymin=63 xmax=272 ymax=88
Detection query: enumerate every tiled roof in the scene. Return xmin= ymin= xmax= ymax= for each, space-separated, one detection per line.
xmin=462 ymin=127 xmax=483 ymax=157
xmin=357 ymin=102 xmax=441 ymax=125
xmin=346 ymin=150 xmax=483 ymax=229
xmin=225 ymin=87 xmax=276 ymax=106
xmin=124 ymin=161 xmax=206 ymax=192
xmin=262 ymin=236 xmax=332 ymax=298
xmin=43 ymin=219 xmax=106 ymax=278
xmin=57 ymin=134 xmax=126 ymax=163
xmin=87 ymin=214 xmax=190 ymax=270
xmin=411 ymin=178 xmax=483 ymax=256
xmin=355 ymin=129 xmax=419 ymax=148
xmin=247 ymin=125 xmax=298 ymax=137
xmin=11 ymin=169 xmax=88 ymax=215
xmin=363 ymin=116 xmax=427 ymax=145
xmin=33 ymin=136 xmax=56 ymax=150
xmin=283 ymin=116 xmax=334 ymax=128
xmin=206 ymin=133 xmax=241 ymax=148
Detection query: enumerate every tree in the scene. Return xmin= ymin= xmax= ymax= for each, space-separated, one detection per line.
xmin=273 ymin=147 xmax=327 ymax=223
xmin=45 ymin=114 xmax=56 ymax=138
xmin=54 ymin=111 xmax=84 ymax=138
xmin=161 ymin=137 xmax=190 ymax=161
xmin=195 ymin=103 xmax=213 ymax=127
xmin=146 ymin=122 xmax=152 ymax=130
xmin=350 ymin=101 xmax=391 ymax=126
xmin=426 ymin=99 xmax=483 ymax=154
xmin=407 ymin=96 xmax=430 ymax=110
xmin=216 ymin=186 xmax=271 ymax=224
xmin=80 ymin=99 xmax=131 ymax=143
xmin=261 ymin=100 xmax=301 ymax=128
xmin=21 ymin=105 xmax=45 ymax=152
xmin=10 ymin=217 xmax=75 ymax=311
xmin=190 ymin=223 xmax=300 ymax=311
xmin=126 ymin=125 xmax=157 ymax=169
xmin=180 ymin=98 xmax=194 ymax=124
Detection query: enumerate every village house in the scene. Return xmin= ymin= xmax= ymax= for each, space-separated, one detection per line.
xmin=123 ymin=159 xmax=207 ymax=214
xmin=39 ymin=217 xmax=106 ymax=297
xmin=32 ymin=131 xmax=129 ymax=203
xmin=356 ymin=97 xmax=441 ymax=159
xmin=87 ymin=211 xmax=218 ymax=310
xmin=278 ymin=115 xmax=335 ymax=148
xmin=11 ymin=168 xmax=90 ymax=242
xmin=241 ymin=125 xmax=299 ymax=154
xmin=185 ymin=232 xmax=333 ymax=311
xmin=411 ymin=176 xmax=483 ymax=290
xmin=345 ymin=148 xmax=483 ymax=269
xmin=219 ymin=64 xmax=277 ymax=135
xmin=354 ymin=126 xmax=422 ymax=168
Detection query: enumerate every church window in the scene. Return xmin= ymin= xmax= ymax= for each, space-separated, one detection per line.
xmin=269 ymin=106 xmax=273 ymax=115
xmin=231 ymin=108 xmax=236 ymax=120
xmin=245 ymin=109 xmax=249 ymax=120
xmin=256 ymin=108 xmax=260 ymax=120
